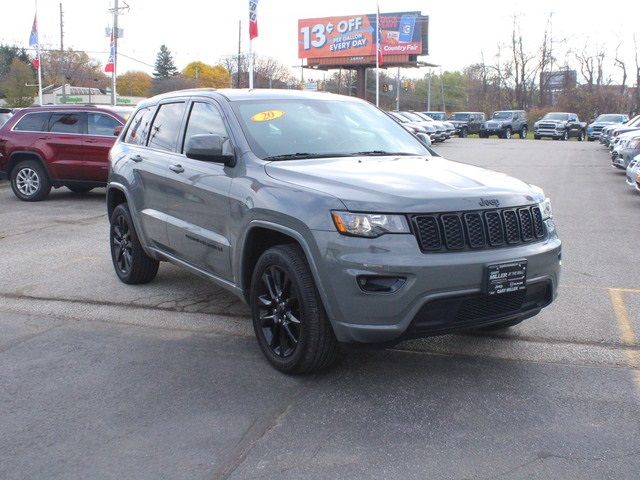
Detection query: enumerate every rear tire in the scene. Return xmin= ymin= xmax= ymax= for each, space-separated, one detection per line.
xmin=109 ymin=203 xmax=159 ymax=285
xmin=250 ymin=244 xmax=339 ymax=374
xmin=67 ymin=185 xmax=94 ymax=194
xmin=519 ymin=126 xmax=528 ymax=139
xmin=10 ymin=159 xmax=51 ymax=202
xmin=577 ymin=130 xmax=585 ymax=141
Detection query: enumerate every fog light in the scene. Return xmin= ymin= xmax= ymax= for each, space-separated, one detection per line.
xmin=357 ymin=275 xmax=406 ymax=293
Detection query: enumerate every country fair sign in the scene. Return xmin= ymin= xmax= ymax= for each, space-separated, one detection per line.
xmin=298 ymin=12 xmax=423 ymax=60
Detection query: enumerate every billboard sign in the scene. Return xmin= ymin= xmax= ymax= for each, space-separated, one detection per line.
xmin=298 ymin=12 xmax=424 ymax=60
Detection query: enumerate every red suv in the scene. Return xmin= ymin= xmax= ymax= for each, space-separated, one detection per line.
xmin=0 ymin=106 xmax=128 ymax=201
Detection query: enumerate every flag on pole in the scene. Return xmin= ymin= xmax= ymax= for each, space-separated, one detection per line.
xmin=104 ymin=29 xmax=115 ymax=73
xmin=376 ymin=3 xmax=383 ymax=67
xmin=29 ymin=13 xmax=40 ymax=69
xmin=29 ymin=14 xmax=38 ymax=47
xmin=249 ymin=0 xmax=259 ymax=40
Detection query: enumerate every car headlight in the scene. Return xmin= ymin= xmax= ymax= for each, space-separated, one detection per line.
xmin=539 ymin=198 xmax=553 ymax=220
xmin=331 ymin=211 xmax=410 ymax=238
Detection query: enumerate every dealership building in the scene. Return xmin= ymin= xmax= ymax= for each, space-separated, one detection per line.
xmin=36 ymin=84 xmax=145 ymax=107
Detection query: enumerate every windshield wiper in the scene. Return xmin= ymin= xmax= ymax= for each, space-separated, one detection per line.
xmin=349 ymin=150 xmax=420 ymax=156
xmin=264 ymin=152 xmax=353 ymax=161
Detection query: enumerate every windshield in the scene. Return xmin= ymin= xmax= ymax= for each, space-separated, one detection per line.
xmin=451 ymin=113 xmax=470 ymax=120
xmin=424 ymin=112 xmax=445 ymax=120
xmin=595 ymin=114 xmax=624 ymax=123
xmin=233 ymin=99 xmax=430 ymax=160
xmin=492 ymin=112 xmax=513 ymax=120
xmin=543 ymin=113 xmax=570 ymax=121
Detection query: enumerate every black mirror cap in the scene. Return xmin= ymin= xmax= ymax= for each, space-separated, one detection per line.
xmin=185 ymin=134 xmax=236 ymax=166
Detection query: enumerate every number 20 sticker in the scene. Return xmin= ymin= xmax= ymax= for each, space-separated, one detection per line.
xmin=251 ymin=110 xmax=285 ymax=122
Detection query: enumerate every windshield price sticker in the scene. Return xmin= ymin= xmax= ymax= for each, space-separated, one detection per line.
xmin=251 ymin=110 xmax=285 ymax=122
xmin=486 ymin=261 xmax=527 ymax=295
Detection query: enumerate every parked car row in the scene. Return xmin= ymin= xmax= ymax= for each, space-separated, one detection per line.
xmin=603 ymin=114 xmax=640 ymax=173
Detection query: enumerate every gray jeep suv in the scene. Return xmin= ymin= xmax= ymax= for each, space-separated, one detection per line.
xmin=107 ymin=89 xmax=561 ymax=373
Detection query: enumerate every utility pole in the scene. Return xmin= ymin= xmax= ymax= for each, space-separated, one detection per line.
xmin=236 ymin=20 xmax=241 ymax=88
xmin=111 ymin=0 xmax=118 ymax=105
xmin=427 ymin=71 xmax=431 ymax=110
xmin=59 ymin=2 xmax=66 ymax=102
xmin=440 ymin=67 xmax=445 ymax=111
xmin=396 ymin=66 xmax=400 ymax=110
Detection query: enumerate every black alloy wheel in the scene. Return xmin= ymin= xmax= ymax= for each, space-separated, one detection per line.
xmin=109 ymin=203 xmax=159 ymax=284
xmin=112 ymin=212 xmax=134 ymax=276
xmin=256 ymin=265 xmax=301 ymax=359
xmin=250 ymin=244 xmax=339 ymax=373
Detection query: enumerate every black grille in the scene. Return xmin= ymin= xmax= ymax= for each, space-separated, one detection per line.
xmin=407 ymin=281 xmax=553 ymax=336
xmin=531 ymin=206 xmax=544 ymax=238
xmin=441 ymin=214 xmax=465 ymax=250
xmin=463 ymin=213 xmax=485 ymax=248
xmin=503 ymin=210 xmax=520 ymax=244
xmin=539 ymin=123 xmax=557 ymax=129
xmin=485 ymin=211 xmax=505 ymax=246
xmin=412 ymin=205 xmax=546 ymax=253
xmin=413 ymin=215 xmax=442 ymax=251
xmin=518 ymin=208 xmax=534 ymax=241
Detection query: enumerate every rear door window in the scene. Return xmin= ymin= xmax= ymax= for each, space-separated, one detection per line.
xmin=49 ymin=113 xmax=84 ymax=134
xmin=13 ymin=112 xmax=51 ymax=132
xmin=147 ymin=102 xmax=187 ymax=152
xmin=88 ymin=113 xmax=121 ymax=136
xmin=123 ymin=107 xmax=154 ymax=146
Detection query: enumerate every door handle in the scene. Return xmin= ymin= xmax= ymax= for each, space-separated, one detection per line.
xmin=130 ymin=154 xmax=144 ymax=163
xmin=169 ymin=164 xmax=184 ymax=174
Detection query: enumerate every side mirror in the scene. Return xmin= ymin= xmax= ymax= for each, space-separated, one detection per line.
xmin=114 ymin=125 xmax=124 ymax=136
xmin=185 ymin=134 xmax=235 ymax=166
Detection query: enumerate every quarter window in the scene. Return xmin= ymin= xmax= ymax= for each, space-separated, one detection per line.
xmin=147 ymin=102 xmax=186 ymax=152
xmin=49 ymin=113 xmax=83 ymax=134
xmin=123 ymin=107 xmax=153 ymax=146
xmin=182 ymin=102 xmax=228 ymax=153
xmin=13 ymin=112 xmax=51 ymax=132
xmin=88 ymin=113 xmax=121 ymax=136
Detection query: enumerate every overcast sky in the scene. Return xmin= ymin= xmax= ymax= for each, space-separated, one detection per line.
xmin=2 ymin=0 xmax=639 ymax=84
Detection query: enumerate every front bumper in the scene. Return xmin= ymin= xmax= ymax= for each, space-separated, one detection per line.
xmin=312 ymin=229 xmax=562 ymax=343
xmin=535 ymin=128 xmax=564 ymax=138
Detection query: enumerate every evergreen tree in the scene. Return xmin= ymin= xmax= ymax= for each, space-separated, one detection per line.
xmin=153 ymin=45 xmax=178 ymax=79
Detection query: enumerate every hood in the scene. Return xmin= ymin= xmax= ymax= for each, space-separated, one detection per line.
xmin=590 ymin=121 xmax=621 ymax=127
xmin=265 ymin=155 xmax=542 ymax=213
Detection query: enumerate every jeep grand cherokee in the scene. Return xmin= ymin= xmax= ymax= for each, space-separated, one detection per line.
xmin=107 ymin=89 xmax=561 ymax=373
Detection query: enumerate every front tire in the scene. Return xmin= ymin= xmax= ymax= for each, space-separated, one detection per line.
xmin=460 ymin=127 xmax=468 ymax=138
xmin=250 ymin=244 xmax=339 ymax=374
xmin=502 ymin=128 xmax=512 ymax=139
xmin=109 ymin=203 xmax=159 ymax=284
xmin=534 ymin=134 xmax=541 ymax=140
xmin=561 ymin=130 xmax=569 ymax=141
xmin=10 ymin=159 xmax=51 ymax=202
xmin=577 ymin=130 xmax=585 ymax=141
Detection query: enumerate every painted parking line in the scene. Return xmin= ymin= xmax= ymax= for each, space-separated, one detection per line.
xmin=608 ymin=288 xmax=640 ymax=388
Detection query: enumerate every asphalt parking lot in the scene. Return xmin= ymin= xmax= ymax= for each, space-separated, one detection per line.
xmin=1 ymin=138 xmax=639 ymax=480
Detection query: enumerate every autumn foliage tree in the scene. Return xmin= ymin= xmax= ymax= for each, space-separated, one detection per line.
xmin=182 ymin=61 xmax=230 ymax=88
xmin=117 ymin=71 xmax=153 ymax=97
xmin=1 ymin=59 xmax=36 ymax=107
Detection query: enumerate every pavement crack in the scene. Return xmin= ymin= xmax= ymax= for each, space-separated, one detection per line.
xmin=209 ymin=383 xmax=308 ymax=480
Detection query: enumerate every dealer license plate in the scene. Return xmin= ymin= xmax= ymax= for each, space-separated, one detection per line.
xmin=486 ymin=261 xmax=527 ymax=295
